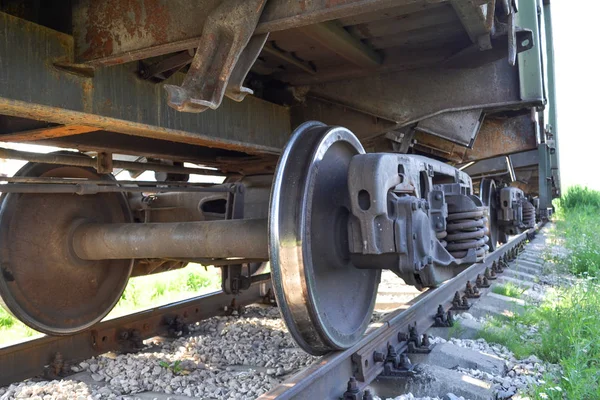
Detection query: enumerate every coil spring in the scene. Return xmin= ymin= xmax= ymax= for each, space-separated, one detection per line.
xmin=444 ymin=207 xmax=489 ymax=261
xmin=521 ymin=200 xmax=536 ymax=228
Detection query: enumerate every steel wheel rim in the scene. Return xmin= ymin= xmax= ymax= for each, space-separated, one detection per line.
xmin=269 ymin=121 xmax=380 ymax=355
xmin=0 ymin=156 xmax=133 ymax=335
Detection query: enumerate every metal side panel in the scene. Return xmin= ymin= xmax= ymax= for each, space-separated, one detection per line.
xmin=542 ymin=2 xmax=560 ymax=196
xmin=309 ymin=58 xmax=528 ymax=126
xmin=516 ymin=0 xmax=544 ymax=102
xmin=415 ymin=109 xmax=483 ymax=147
xmin=463 ymin=149 xmax=539 ymax=177
xmin=0 ymin=12 xmax=290 ymax=155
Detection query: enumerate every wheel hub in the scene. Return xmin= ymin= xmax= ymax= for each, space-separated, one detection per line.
xmin=269 ymin=122 xmax=380 ymax=355
xmin=0 ymin=159 xmax=133 ymax=335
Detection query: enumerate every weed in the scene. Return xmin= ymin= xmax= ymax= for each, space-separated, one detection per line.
xmin=559 ymin=185 xmax=600 ymax=211
xmin=158 ymin=360 xmax=184 ymax=375
xmin=0 ymin=308 xmax=14 ymax=329
xmin=492 ymin=282 xmax=524 ymax=299
xmin=479 ymin=186 xmax=600 ymax=399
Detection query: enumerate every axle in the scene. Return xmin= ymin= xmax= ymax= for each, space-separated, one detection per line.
xmin=72 ymin=218 xmax=269 ymax=261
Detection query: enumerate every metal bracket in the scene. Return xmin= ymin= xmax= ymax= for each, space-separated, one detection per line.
xmin=485 ymin=266 xmax=497 ymax=280
xmin=164 ymin=0 xmax=267 ymax=112
xmin=221 ymin=184 xmax=252 ymax=294
xmin=117 ymin=328 xmax=145 ymax=352
xmin=433 ymin=304 xmax=455 ymax=328
xmin=465 ymin=280 xmax=481 ymax=298
xmin=96 ymin=152 xmax=113 ymax=174
xmin=476 ymin=273 xmax=491 ymax=288
xmin=450 ymin=291 xmax=471 ymax=311
xmin=378 ymin=344 xmax=416 ymax=378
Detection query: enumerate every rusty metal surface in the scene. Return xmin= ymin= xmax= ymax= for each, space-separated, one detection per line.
xmin=72 ymin=0 xmax=447 ymax=65
xmin=0 ymin=125 xmax=101 ymax=142
xmin=299 ymin=21 xmax=383 ymax=68
xmin=0 ymin=282 xmax=270 ymax=387
xmin=413 ymin=114 xmax=537 ymax=164
xmin=450 ymin=0 xmax=495 ymax=43
xmin=415 ymin=109 xmax=483 ymax=147
xmin=73 ymin=218 xmax=269 ymax=261
xmin=259 ymin=229 xmax=534 ymax=399
xmin=308 ymin=59 xmax=526 ymax=126
xmin=0 ymin=162 xmax=133 ymax=335
xmin=463 ymin=115 xmax=537 ymax=161
xmin=0 ymin=12 xmax=290 ymax=154
xmin=0 ymin=147 xmax=225 ymax=176
xmin=72 ymin=0 xmax=220 ymax=65
xmin=290 ymin=96 xmax=397 ymax=141
xmin=463 ymin=149 xmax=539 ymax=178
xmin=164 ymin=0 xmax=268 ymax=112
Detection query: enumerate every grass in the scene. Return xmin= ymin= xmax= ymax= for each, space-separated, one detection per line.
xmin=478 ymin=186 xmax=600 ymax=399
xmin=555 ymin=186 xmax=600 ymax=276
xmin=0 ymin=264 xmax=221 ymax=345
xmin=491 ymin=282 xmax=524 ymax=299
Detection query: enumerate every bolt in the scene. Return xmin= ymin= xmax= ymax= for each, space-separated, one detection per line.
xmin=373 ymin=351 xmax=385 ymax=363
xmin=436 ymin=222 xmax=443 ymax=229
xmin=363 ymin=389 xmax=374 ymax=400
xmin=435 ymin=193 xmax=442 ymax=201
xmin=346 ymin=376 xmax=359 ymax=393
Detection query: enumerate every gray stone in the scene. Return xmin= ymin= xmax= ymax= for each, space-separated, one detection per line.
xmin=371 ymin=364 xmax=492 ymax=400
xmin=411 ymin=342 xmax=506 ymax=376
xmin=468 ymin=290 xmax=525 ymax=319
xmin=443 ymin=393 xmax=462 ymax=400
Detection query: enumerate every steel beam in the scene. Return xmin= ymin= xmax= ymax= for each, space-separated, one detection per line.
xmin=299 ymin=21 xmax=383 ymax=68
xmin=0 ymin=125 xmax=101 ymax=142
xmin=450 ymin=0 xmax=494 ymax=44
xmin=0 ymin=12 xmax=290 ymax=155
xmin=0 ymin=147 xmax=225 ymax=176
xmin=73 ymin=219 xmax=269 ymax=261
xmin=73 ymin=0 xmax=446 ymax=65
xmin=462 ymin=149 xmax=538 ymax=177
xmin=308 ymin=58 xmax=532 ymax=127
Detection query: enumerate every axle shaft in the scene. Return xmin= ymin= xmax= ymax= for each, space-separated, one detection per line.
xmin=72 ymin=219 xmax=269 ymax=261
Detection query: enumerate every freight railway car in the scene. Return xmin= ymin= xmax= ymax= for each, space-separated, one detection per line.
xmin=0 ymin=0 xmax=558 ymax=355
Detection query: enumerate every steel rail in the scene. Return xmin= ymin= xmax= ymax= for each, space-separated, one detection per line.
xmin=0 ymin=280 xmax=272 ymax=386
xmin=259 ymin=228 xmax=537 ymax=400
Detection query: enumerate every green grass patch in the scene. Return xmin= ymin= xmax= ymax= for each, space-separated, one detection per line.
xmin=478 ymin=186 xmax=600 ymax=399
xmin=106 ymin=264 xmax=221 ymax=318
xmin=0 ymin=264 xmax=221 ymax=345
xmin=491 ymin=282 xmax=524 ymax=299
xmin=481 ymin=281 xmax=600 ymax=399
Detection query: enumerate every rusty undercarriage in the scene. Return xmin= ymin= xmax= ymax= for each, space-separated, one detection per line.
xmin=0 ymin=0 xmax=559 ymax=366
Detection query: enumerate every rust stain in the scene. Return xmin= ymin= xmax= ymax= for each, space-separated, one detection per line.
xmin=465 ymin=116 xmax=536 ymax=162
xmin=81 ymin=80 xmax=94 ymax=114
xmin=325 ymin=0 xmax=354 ymax=7
xmin=80 ymin=0 xmax=171 ymax=61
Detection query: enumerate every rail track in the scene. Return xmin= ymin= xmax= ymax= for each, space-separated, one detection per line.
xmin=0 ymin=224 xmax=542 ymax=399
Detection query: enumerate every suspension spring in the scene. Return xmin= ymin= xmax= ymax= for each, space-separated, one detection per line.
xmin=445 ymin=207 xmax=489 ymax=261
xmin=521 ymin=200 xmax=536 ymax=228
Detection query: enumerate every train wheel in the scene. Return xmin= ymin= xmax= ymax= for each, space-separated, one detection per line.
xmin=269 ymin=121 xmax=380 ymax=355
xmin=480 ymin=178 xmax=499 ymax=252
xmin=0 ymin=156 xmax=133 ymax=335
